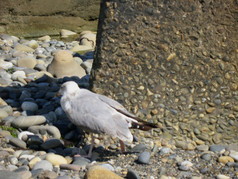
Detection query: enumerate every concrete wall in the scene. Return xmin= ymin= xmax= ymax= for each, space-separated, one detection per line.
xmin=91 ymin=0 xmax=238 ymax=144
xmin=0 ymin=0 xmax=100 ymax=37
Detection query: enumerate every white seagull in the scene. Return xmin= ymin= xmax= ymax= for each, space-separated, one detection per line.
xmin=58 ymin=81 xmax=158 ymax=158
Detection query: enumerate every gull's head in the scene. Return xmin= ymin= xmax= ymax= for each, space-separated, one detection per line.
xmin=58 ymin=81 xmax=80 ymax=96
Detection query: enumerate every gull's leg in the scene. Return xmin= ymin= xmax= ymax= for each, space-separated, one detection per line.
xmin=87 ymin=133 xmax=94 ymax=158
xmin=119 ymin=139 xmax=125 ymax=153
xmin=74 ymin=133 xmax=94 ymax=159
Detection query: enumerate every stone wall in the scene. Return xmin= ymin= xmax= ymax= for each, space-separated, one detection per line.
xmin=0 ymin=0 xmax=100 ymax=37
xmin=91 ymin=0 xmax=238 ymax=145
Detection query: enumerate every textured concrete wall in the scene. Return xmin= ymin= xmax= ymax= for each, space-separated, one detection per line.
xmin=91 ymin=0 xmax=238 ymax=144
xmin=0 ymin=0 xmax=100 ymax=37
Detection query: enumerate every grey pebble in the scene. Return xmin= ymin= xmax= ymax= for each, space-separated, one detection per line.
xmin=209 ymin=145 xmax=226 ymax=153
xmin=72 ymin=157 xmax=90 ymax=167
xmin=28 ymin=125 xmax=61 ymax=138
xmin=32 ymin=160 xmax=53 ymax=171
xmin=159 ymin=147 xmax=173 ymax=155
xmin=11 ymin=115 xmax=46 ymax=129
xmin=201 ymin=153 xmax=212 ymax=161
xmin=10 ymin=156 xmax=18 ymax=165
xmin=0 ymin=170 xmax=22 ymax=179
xmin=6 ymin=135 xmax=27 ymax=149
xmin=196 ymin=145 xmax=209 ymax=151
xmin=131 ymin=143 xmax=147 ymax=153
xmin=178 ymin=161 xmax=193 ymax=171
xmin=21 ymin=101 xmax=38 ymax=112
xmin=138 ymin=151 xmax=150 ymax=164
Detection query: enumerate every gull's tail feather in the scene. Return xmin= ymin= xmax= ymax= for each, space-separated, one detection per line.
xmin=131 ymin=120 xmax=159 ymax=131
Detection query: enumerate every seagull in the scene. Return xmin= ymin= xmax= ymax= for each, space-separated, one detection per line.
xmin=58 ymin=81 xmax=158 ymax=158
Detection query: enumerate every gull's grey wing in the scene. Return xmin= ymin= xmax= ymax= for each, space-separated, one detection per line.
xmin=61 ymin=89 xmax=133 ymax=142
xmin=97 ymin=93 xmax=137 ymax=118
xmin=97 ymin=93 xmax=159 ymax=130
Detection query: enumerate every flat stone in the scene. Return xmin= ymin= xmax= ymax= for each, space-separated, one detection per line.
xmin=209 ymin=145 xmax=226 ymax=153
xmin=38 ymin=170 xmax=58 ymax=179
xmin=60 ymin=29 xmax=77 ymax=38
xmin=72 ymin=156 xmax=90 ymax=168
xmin=15 ymin=170 xmax=32 ymax=179
xmin=0 ymin=109 xmax=9 ymax=119
xmin=14 ymin=44 xmax=34 ymax=53
xmin=216 ymin=174 xmax=231 ymax=179
xmin=218 ymin=156 xmax=234 ymax=164
xmin=131 ymin=143 xmax=147 ymax=153
xmin=6 ymin=135 xmax=27 ymax=149
xmin=11 ymin=115 xmax=46 ymax=129
xmin=201 ymin=153 xmax=212 ymax=161
xmin=60 ymin=164 xmax=81 ymax=171
xmin=138 ymin=151 xmax=150 ymax=164
xmin=17 ymin=56 xmax=37 ymax=68
xmin=28 ymin=125 xmax=61 ymax=139
xmin=21 ymin=101 xmax=38 ymax=112
xmin=32 ymin=160 xmax=53 ymax=171
xmin=159 ymin=147 xmax=173 ymax=155
xmin=0 ymin=59 xmax=13 ymax=70
xmin=45 ymin=153 xmax=68 ymax=166
xmin=29 ymin=157 xmax=42 ymax=169
xmin=178 ymin=161 xmax=193 ymax=171
xmin=229 ymin=150 xmax=238 ymax=161
xmin=38 ymin=35 xmax=51 ymax=42
xmin=11 ymin=71 xmax=26 ymax=80
xmin=0 ymin=170 xmax=22 ymax=179
xmin=196 ymin=145 xmax=209 ymax=151
xmin=84 ymin=165 xmax=123 ymax=179
xmin=41 ymin=138 xmax=64 ymax=150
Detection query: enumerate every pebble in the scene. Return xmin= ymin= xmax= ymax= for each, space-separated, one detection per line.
xmin=0 ymin=170 xmax=22 ymax=179
xmin=216 ymin=174 xmax=231 ymax=179
xmin=229 ymin=150 xmax=238 ymax=161
xmin=218 ymin=156 xmax=234 ymax=164
xmin=201 ymin=153 xmax=212 ymax=161
xmin=138 ymin=151 xmax=151 ymax=164
xmin=60 ymin=164 xmax=81 ymax=171
xmin=17 ymin=56 xmax=37 ymax=69
xmin=6 ymin=135 xmax=27 ymax=149
xmin=209 ymin=145 xmax=227 ymax=153
xmin=21 ymin=101 xmax=38 ymax=112
xmin=29 ymin=157 xmax=42 ymax=169
xmin=159 ymin=147 xmax=173 ymax=155
xmin=131 ymin=143 xmax=147 ymax=153
xmin=84 ymin=165 xmax=123 ymax=179
xmin=126 ymin=168 xmax=141 ymax=179
xmin=72 ymin=157 xmax=91 ymax=168
xmin=32 ymin=160 xmax=53 ymax=171
xmin=28 ymin=125 xmax=61 ymax=138
xmin=178 ymin=161 xmax=193 ymax=171
xmin=45 ymin=153 xmax=68 ymax=166
xmin=40 ymin=138 xmax=64 ymax=150
xmin=11 ymin=115 xmax=46 ymax=129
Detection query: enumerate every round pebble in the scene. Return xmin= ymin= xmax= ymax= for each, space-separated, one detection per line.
xmin=138 ymin=151 xmax=151 ymax=164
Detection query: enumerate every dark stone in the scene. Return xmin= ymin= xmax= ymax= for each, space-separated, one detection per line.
xmin=126 ymin=168 xmax=141 ymax=179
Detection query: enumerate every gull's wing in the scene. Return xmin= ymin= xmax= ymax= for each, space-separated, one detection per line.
xmin=97 ymin=93 xmax=159 ymax=130
xmin=97 ymin=93 xmax=137 ymax=118
xmin=61 ymin=89 xmax=133 ymax=142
